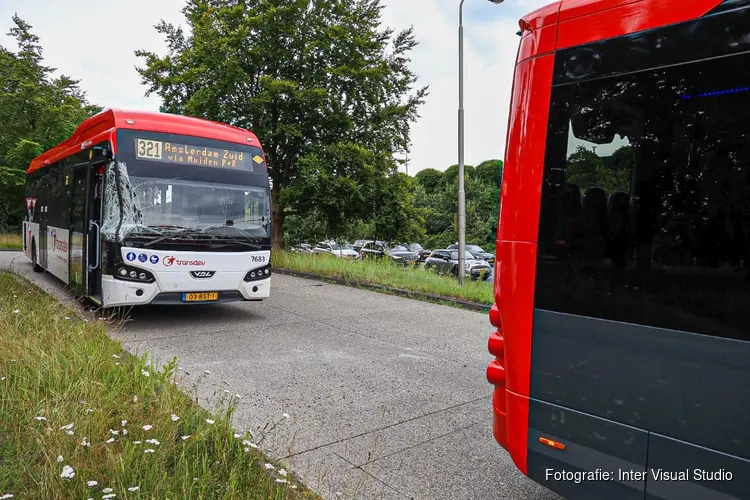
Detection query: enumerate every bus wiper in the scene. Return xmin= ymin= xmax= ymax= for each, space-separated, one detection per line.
xmin=142 ymin=228 xmax=195 ymax=247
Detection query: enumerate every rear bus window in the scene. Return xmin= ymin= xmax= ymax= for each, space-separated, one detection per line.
xmin=535 ymin=52 xmax=750 ymax=341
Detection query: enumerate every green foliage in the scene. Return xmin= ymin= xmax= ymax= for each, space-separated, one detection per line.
xmin=567 ymin=145 xmax=630 ymax=194
xmin=408 ymin=161 xmax=502 ymax=253
xmin=273 ymin=250 xmax=493 ymax=305
xmin=0 ymin=15 xmax=100 ymax=230
xmin=0 ymin=272 xmax=316 ymax=499
xmin=136 ymin=0 xmax=427 ymax=248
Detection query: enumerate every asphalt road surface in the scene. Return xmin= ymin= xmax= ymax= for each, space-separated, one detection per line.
xmin=1 ymin=251 xmax=560 ymax=500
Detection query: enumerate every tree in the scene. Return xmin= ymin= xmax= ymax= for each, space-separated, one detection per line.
xmin=413 ymin=168 xmax=442 ymax=193
xmin=0 ymin=15 xmax=100 ymax=230
xmin=136 ymin=0 xmax=427 ymax=248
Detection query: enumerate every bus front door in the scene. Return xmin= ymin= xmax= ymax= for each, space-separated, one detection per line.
xmin=70 ymin=162 xmax=102 ymax=305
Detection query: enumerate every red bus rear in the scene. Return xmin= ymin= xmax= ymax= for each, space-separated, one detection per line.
xmin=488 ymin=1 xmax=750 ymax=498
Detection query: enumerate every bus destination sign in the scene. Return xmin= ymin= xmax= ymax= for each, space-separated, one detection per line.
xmin=134 ymin=138 xmax=261 ymax=170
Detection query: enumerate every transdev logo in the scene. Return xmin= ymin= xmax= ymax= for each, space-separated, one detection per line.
xmin=163 ymin=256 xmax=206 ymax=267
xmin=51 ymin=231 xmax=68 ymax=253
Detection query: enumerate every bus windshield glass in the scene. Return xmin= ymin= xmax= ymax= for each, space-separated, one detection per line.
xmin=105 ymin=129 xmax=271 ymax=242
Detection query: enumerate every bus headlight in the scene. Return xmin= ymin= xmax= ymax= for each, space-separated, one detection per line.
xmin=115 ymin=265 xmax=155 ymax=283
xmin=244 ymin=265 xmax=271 ymax=282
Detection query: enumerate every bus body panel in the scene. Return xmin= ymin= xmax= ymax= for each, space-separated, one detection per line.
xmin=101 ymin=247 xmax=271 ymax=307
xmin=491 ymin=1 xmax=750 ymax=498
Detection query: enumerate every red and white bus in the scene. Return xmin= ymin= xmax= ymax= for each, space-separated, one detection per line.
xmin=23 ymin=109 xmax=272 ymax=308
xmin=488 ymin=1 xmax=750 ymax=499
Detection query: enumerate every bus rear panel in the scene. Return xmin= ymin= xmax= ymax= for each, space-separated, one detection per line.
xmin=489 ymin=1 xmax=750 ymax=499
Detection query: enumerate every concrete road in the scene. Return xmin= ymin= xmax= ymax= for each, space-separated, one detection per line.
xmin=1 ymin=251 xmax=560 ymax=500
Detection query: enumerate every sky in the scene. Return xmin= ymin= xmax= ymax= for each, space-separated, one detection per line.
xmin=0 ymin=0 xmax=553 ymax=176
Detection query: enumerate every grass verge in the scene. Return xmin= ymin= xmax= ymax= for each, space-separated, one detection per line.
xmin=0 ymin=233 xmax=22 ymax=250
xmin=0 ymin=271 xmax=318 ymax=499
xmin=272 ymin=250 xmax=494 ymax=305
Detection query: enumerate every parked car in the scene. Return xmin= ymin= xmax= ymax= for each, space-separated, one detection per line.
xmin=408 ymin=243 xmax=432 ymax=262
xmin=358 ymin=241 xmax=419 ymax=265
xmin=313 ymin=241 xmax=358 ymax=258
xmin=290 ymin=243 xmax=313 ymax=254
xmin=424 ymin=249 xmax=491 ymax=281
xmin=447 ymin=243 xmax=495 ymax=266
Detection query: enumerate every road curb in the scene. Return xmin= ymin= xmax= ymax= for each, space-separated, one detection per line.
xmin=272 ymin=267 xmax=492 ymax=313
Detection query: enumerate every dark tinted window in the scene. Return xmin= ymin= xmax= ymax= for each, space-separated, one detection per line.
xmin=536 ymin=53 xmax=750 ymax=341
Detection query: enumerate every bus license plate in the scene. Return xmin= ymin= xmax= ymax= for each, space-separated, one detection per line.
xmin=182 ymin=292 xmax=219 ymax=302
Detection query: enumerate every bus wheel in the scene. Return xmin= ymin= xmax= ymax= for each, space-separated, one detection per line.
xmin=31 ymin=240 xmax=43 ymax=273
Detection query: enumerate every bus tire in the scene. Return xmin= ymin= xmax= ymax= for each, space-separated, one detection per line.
xmin=31 ymin=240 xmax=43 ymax=273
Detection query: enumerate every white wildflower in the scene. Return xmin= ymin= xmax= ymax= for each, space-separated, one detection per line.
xmin=193 ymin=478 xmax=198 ymax=482
xmin=60 ymin=423 xmax=74 ymax=430
xmin=122 ymin=429 xmax=128 ymax=435
xmin=282 ymin=413 xmax=290 ymax=419
xmin=56 ymin=455 xmax=63 ymax=463
xmin=276 ymin=478 xmax=287 ymax=484
xmin=60 ymin=465 xmax=75 ymax=479
xmin=142 ymin=424 xmax=152 ymax=431
xmin=146 ymin=439 xmax=160 ymax=446
xmin=86 ymin=408 xmax=93 ymax=414
xmin=109 ymin=429 xmax=119 ymax=435
xmin=86 ymin=480 xmax=98 ymax=487
xmin=115 ymin=362 xmax=120 ymax=366
xmin=1 ymin=494 xmax=14 ymax=499
xmin=178 ymin=366 xmax=183 ymax=371
xmin=112 ymin=354 xmax=120 ymax=359
xmin=127 ymin=486 xmax=139 ymax=492
xmin=133 ymin=395 xmax=138 ymax=403
xmin=181 ymin=435 xmax=190 ymax=440
xmin=106 ymin=438 xmax=115 ymax=444
xmin=133 ymin=441 xmax=141 ymax=445
xmin=64 ymin=316 xmax=70 ymax=320
xmin=121 ymin=420 xmax=127 ymax=427
xmin=102 ymin=495 xmax=116 ymax=499
xmin=1 ymin=377 xmax=5 ymax=381
xmin=235 ymin=394 xmax=241 ymax=399
xmin=205 ymin=419 xmax=214 ymax=425
xmin=81 ymin=437 xmax=90 ymax=447
xmin=233 ymin=433 xmax=241 ymax=438
xmin=204 ymin=370 xmax=211 ymax=375
xmin=264 ymin=463 xmax=274 ymax=470
xmin=144 ymin=448 xmax=155 ymax=453
xmin=171 ymin=414 xmax=180 ymax=422
xmin=102 ymin=488 xmax=113 ymax=493
xmin=141 ymin=370 xmax=150 ymax=377
xmin=66 ymin=430 xmax=74 ymax=435
xmin=35 ymin=416 xmax=46 ymax=421
xmin=12 ymin=309 xmax=19 ymax=314
xmin=291 ymin=485 xmax=298 ymax=489
xmin=243 ymin=447 xmax=250 ymax=452
xmin=279 ymin=469 xmax=287 ymax=477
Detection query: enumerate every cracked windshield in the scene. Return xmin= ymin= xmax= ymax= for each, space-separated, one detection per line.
xmin=129 ymin=177 xmax=269 ymax=239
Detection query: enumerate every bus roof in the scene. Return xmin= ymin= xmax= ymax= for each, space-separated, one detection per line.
xmin=519 ymin=0 xmax=727 ymax=56
xmin=27 ymin=109 xmax=261 ymax=174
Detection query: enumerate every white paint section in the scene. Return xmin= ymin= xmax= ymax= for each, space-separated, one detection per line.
xmin=120 ymin=248 xmax=270 ymax=272
xmin=100 ymin=247 xmax=272 ymax=307
xmin=23 ymin=221 xmax=39 ymax=261
xmin=46 ymin=226 xmax=69 ymax=283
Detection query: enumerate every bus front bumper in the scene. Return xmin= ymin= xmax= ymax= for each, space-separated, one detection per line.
xmin=101 ymin=275 xmax=271 ymax=308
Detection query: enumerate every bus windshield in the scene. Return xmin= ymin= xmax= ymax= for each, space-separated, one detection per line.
xmin=129 ymin=177 xmax=269 ymax=237
xmin=105 ymin=129 xmax=271 ymax=242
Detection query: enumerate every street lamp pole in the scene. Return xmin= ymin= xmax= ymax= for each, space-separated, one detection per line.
xmin=457 ymin=0 xmax=503 ymax=285
xmin=458 ymin=0 xmax=467 ymax=285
